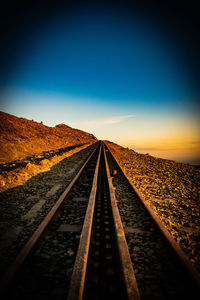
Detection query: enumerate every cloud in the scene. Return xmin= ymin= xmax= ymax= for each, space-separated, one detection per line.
xmin=134 ymin=147 xmax=164 ymax=151
xmin=190 ymin=140 xmax=200 ymax=145
xmin=73 ymin=115 xmax=133 ymax=128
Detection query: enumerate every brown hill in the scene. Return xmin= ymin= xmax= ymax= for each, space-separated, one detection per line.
xmin=104 ymin=140 xmax=200 ymax=273
xmin=0 ymin=111 xmax=97 ymax=163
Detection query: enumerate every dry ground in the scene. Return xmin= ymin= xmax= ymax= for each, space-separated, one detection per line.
xmin=0 ymin=111 xmax=97 ymax=192
xmin=105 ymin=140 xmax=200 ymax=273
xmin=0 ymin=143 xmax=93 ymax=193
xmin=0 ymin=111 xmax=96 ymax=163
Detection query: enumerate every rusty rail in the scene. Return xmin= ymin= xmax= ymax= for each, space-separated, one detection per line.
xmin=104 ymin=141 xmax=200 ymax=289
xmin=67 ymin=142 xmax=102 ymax=300
xmin=0 ymin=142 xmax=100 ymax=296
xmin=103 ymin=145 xmax=140 ymax=300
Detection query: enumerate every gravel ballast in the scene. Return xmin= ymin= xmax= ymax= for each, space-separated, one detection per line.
xmin=104 ymin=141 xmax=200 ymax=274
xmin=0 ymin=143 xmax=97 ymax=276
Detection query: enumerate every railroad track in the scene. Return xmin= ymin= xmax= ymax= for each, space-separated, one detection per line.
xmin=0 ymin=141 xmax=200 ymax=299
xmin=67 ymin=143 xmax=139 ymax=300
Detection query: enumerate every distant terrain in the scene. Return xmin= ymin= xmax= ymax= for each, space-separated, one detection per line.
xmin=0 ymin=111 xmax=97 ymax=163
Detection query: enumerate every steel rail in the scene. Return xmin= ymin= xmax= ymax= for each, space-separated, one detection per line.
xmin=0 ymin=141 xmax=100 ymax=296
xmin=67 ymin=142 xmax=141 ymax=300
xmin=67 ymin=142 xmax=102 ymax=300
xmin=104 ymin=141 xmax=200 ymax=289
xmin=103 ymin=145 xmax=141 ymax=300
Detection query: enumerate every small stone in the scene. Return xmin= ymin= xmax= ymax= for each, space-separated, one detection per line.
xmin=67 ymin=249 xmax=74 ymax=256
xmin=133 ymin=246 xmax=140 ymax=252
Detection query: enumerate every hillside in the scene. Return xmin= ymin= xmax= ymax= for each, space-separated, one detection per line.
xmin=104 ymin=140 xmax=200 ymax=272
xmin=0 ymin=111 xmax=97 ymax=163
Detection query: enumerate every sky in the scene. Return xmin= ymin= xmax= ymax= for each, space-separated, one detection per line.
xmin=0 ymin=0 xmax=200 ymax=164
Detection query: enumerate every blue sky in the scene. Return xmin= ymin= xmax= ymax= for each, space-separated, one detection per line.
xmin=0 ymin=5 xmax=199 ymax=164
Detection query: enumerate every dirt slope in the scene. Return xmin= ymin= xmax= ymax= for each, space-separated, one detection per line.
xmin=0 ymin=111 xmax=97 ymax=163
xmin=104 ymin=140 xmax=200 ymax=272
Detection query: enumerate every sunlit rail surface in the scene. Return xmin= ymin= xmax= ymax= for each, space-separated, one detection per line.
xmin=0 ymin=141 xmax=199 ymax=299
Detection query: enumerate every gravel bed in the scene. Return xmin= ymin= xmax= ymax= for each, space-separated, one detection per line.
xmin=104 ymin=141 xmax=200 ymax=274
xmin=0 ymin=143 xmax=95 ymax=193
xmin=0 ymin=143 xmax=98 ymax=277
xmin=106 ymin=149 xmax=198 ymax=299
xmin=6 ymin=145 xmax=100 ymax=299
xmin=0 ymin=144 xmax=85 ymax=172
